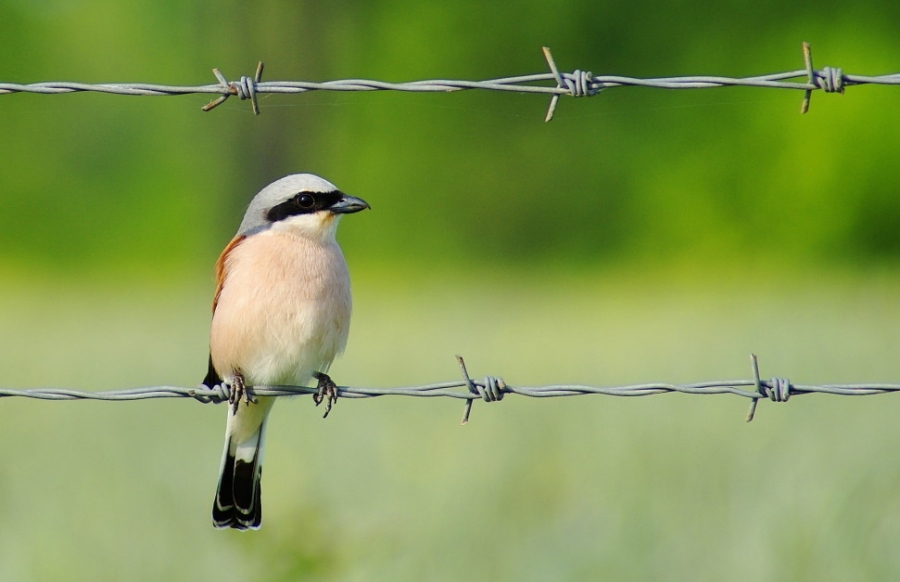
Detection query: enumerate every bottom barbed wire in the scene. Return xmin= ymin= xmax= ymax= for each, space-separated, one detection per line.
xmin=1 ymin=354 xmax=898 ymax=424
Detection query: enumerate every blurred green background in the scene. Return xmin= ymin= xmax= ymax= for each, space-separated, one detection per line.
xmin=2 ymin=1 xmax=900 ymax=580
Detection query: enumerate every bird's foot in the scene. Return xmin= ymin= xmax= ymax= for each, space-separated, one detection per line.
xmin=228 ymin=372 xmax=257 ymax=413
xmin=312 ymin=372 xmax=339 ymax=418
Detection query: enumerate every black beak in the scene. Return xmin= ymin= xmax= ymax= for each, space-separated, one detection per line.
xmin=330 ymin=194 xmax=370 ymax=214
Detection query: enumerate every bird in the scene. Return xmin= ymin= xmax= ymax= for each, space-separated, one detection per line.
xmin=201 ymin=173 xmax=369 ymax=530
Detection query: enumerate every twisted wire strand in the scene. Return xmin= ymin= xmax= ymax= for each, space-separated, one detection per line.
xmin=4 ymin=71 xmax=899 ymax=96
xmin=1 ymin=355 xmax=898 ymax=424
xmin=1 ymin=45 xmax=897 ymax=119
xmin=2 ymin=380 xmax=896 ymax=401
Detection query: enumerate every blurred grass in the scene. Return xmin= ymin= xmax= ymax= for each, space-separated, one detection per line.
xmin=1 ymin=266 xmax=899 ymax=581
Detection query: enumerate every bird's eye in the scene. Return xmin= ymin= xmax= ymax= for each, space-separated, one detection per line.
xmin=297 ymin=194 xmax=315 ymax=209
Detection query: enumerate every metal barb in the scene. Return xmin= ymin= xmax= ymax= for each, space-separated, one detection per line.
xmin=746 ymin=353 xmax=763 ymax=422
xmin=251 ymin=61 xmax=264 ymax=115
xmin=542 ymin=46 xmax=564 ymax=122
xmin=456 ymin=355 xmax=477 ymax=425
xmin=202 ymin=68 xmax=233 ymax=112
xmin=801 ymin=42 xmax=814 ymax=114
xmin=202 ymin=63 xmax=265 ymax=114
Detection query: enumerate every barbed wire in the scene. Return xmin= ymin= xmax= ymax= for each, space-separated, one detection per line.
xmin=1 ymin=355 xmax=898 ymax=425
xmin=1 ymin=44 xmax=897 ymax=120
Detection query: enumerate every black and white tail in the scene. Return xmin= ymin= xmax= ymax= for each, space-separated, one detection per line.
xmin=212 ymin=413 xmax=268 ymax=530
xmin=205 ymin=358 xmax=272 ymax=530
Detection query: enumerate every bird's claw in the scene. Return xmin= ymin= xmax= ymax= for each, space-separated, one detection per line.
xmin=312 ymin=372 xmax=339 ymax=418
xmin=228 ymin=372 xmax=257 ymax=413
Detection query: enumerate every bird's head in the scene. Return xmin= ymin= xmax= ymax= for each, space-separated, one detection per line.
xmin=238 ymin=173 xmax=369 ymax=240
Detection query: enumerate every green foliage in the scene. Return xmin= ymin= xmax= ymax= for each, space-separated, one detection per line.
xmin=1 ymin=1 xmax=899 ymax=278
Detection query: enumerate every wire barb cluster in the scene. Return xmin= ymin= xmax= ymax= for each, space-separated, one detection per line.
xmin=2 ymin=354 xmax=899 ymax=425
xmin=1 ymin=44 xmax=897 ymax=121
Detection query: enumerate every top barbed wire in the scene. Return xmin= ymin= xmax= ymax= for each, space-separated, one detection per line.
xmin=1 ymin=45 xmax=898 ymax=120
xmin=1 ymin=355 xmax=898 ymax=425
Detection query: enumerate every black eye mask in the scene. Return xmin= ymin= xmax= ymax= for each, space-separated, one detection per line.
xmin=265 ymin=190 xmax=344 ymax=223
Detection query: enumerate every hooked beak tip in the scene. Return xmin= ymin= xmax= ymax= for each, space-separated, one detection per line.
xmin=332 ymin=194 xmax=370 ymax=214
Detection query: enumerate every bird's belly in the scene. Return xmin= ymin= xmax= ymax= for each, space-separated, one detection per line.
xmin=240 ymin=296 xmax=349 ymax=384
xmin=209 ymin=234 xmax=352 ymax=387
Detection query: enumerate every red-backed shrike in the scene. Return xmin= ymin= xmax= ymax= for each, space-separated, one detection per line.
xmin=202 ymin=173 xmax=368 ymax=530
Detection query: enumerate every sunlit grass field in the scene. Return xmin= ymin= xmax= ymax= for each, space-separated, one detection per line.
xmin=1 ymin=266 xmax=899 ymax=581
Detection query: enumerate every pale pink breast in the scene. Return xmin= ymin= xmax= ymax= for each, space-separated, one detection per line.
xmin=209 ymin=229 xmax=352 ymax=386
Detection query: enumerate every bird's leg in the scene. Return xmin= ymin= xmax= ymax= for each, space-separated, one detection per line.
xmin=312 ymin=372 xmax=339 ymax=418
xmin=228 ymin=371 xmax=256 ymax=413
